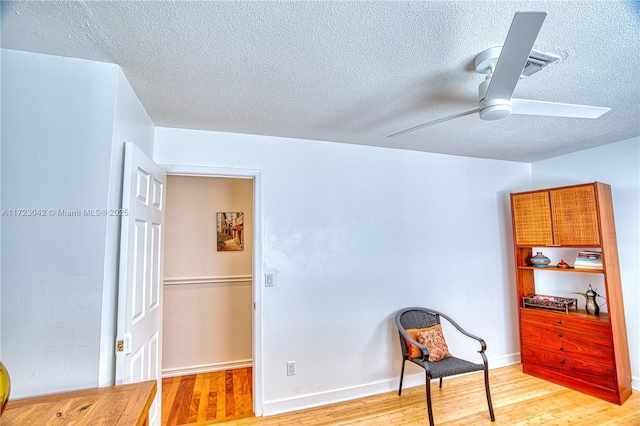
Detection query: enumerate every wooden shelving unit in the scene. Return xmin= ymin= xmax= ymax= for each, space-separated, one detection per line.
xmin=510 ymin=182 xmax=632 ymax=405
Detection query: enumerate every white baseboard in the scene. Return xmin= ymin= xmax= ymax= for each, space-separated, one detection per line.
xmin=162 ymin=359 xmax=252 ymax=378
xmin=489 ymin=352 xmax=521 ymax=368
xmin=262 ymin=354 xmax=520 ymax=416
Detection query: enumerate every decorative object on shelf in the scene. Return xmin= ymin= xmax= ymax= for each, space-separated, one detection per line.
xmin=0 ymin=361 xmax=10 ymax=416
xmin=557 ymin=259 xmax=570 ymax=269
xmin=574 ymin=250 xmax=603 ymax=270
xmin=573 ymin=284 xmax=606 ymax=316
xmin=529 ymin=252 xmax=551 ymax=267
xmin=522 ymin=294 xmax=577 ymax=314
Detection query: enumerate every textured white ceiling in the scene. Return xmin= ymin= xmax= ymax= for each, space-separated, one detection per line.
xmin=2 ymin=1 xmax=639 ymax=162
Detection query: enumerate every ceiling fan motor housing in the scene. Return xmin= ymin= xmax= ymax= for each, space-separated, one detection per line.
xmin=478 ymin=78 xmax=512 ymax=120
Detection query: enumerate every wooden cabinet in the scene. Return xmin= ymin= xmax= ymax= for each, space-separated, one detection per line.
xmin=510 ymin=182 xmax=631 ymax=405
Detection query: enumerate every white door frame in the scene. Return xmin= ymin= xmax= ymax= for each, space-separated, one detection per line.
xmin=160 ymin=164 xmax=264 ymax=417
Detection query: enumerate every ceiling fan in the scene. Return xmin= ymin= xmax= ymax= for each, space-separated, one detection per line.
xmin=389 ymin=11 xmax=610 ymax=138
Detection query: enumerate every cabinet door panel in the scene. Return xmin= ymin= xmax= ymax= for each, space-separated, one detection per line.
xmin=512 ymin=191 xmax=553 ymax=245
xmin=550 ymin=185 xmax=600 ymax=246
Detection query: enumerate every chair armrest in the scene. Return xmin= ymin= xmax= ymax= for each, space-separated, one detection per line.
xmin=435 ymin=310 xmax=488 ymax=353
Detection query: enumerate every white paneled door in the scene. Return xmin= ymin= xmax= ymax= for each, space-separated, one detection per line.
xmin=116 ymin=142 xmax=166 ymax=426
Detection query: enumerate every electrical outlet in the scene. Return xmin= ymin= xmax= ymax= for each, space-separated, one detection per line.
xmin=287 ymin=361 xmax=295 ymax=376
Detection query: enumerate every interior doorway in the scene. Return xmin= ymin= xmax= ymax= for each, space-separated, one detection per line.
xmin=163 ymin=175 xmax=253 ymax=376
xmin=161 ymin=165 xmax=263 ymax=419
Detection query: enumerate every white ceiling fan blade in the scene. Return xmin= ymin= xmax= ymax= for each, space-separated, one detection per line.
xmin=511 ymin=99 xmax=611 ymax=118
xmin=484 ymin=11 xmax=547 ymax=101
xmin=388 ymin=108 xmax=481 ymax=137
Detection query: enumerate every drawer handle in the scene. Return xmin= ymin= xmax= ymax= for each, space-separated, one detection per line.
xmin=561 ymin=360 xmax=566 ymax=365
xmin=560 ymin=347 xmax=565 ymax=351
xmin=559 ymin=333 xmax=564 ymax=338
xmin=557 ymin=321 xmax=563 ymax=324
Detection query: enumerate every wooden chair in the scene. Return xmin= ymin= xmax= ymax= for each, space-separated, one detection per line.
xmin=395 ymin=307 xmax=495 ymax=425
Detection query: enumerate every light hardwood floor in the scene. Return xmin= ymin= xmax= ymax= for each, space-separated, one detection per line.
xmin=162 ymin=368 xmax=253 ymax=425
xmin=163 ymin=365 xmax=639 ymax=425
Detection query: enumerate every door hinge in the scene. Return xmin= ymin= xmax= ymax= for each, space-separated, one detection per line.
xmin=116 ymin=340 xmax=125 ymax=352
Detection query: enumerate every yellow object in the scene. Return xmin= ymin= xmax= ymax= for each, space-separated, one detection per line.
xmin=0 ymin=361 xmax=10 ymax=416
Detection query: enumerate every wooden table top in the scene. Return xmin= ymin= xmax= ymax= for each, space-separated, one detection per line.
xmin=2 ymin=380 xmax=156 ymax=425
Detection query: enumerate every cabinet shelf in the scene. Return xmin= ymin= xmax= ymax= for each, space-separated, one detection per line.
xmin=517 ymin=265 xmax=603 ymax=274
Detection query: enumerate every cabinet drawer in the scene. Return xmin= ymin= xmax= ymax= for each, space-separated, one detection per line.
xmin=520 ymin=308 xmax=610 ymax=338
xmin=521 ymin=321 xmax=613 ymax=365
xmin=521 ymin=345 xmax=616 ymax=390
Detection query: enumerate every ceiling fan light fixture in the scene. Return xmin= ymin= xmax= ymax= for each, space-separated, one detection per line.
xmin=479 ymin=103 xmax=512 ymax=120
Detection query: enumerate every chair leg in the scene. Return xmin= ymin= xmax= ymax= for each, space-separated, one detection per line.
xmin=484 ymin=367 xmax=495 ymax=422
xmin=425 ymin=372 xmax=435 ymax=426
xmin=398 ymin=359 xmax=406 ymax=396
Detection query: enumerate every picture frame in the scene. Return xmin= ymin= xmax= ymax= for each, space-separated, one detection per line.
xmin=216 ymin=212 xmax=244 ymax=251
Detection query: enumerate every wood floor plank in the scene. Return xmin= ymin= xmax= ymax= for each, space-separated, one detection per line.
xmin=161 ymin=376 xmax=182 ymax=426
xmin=207 ymin=372 xmax=220 ymax=421
xmin=171 ymin=374 xmax=196 ymax=426
xmin=215 ymin=371 xmax=227 ymax=419
xmin=186 ymin=373 xmax=203 ymax=424
xmin=225 ymin=370 xmax=235 ymax=417
xmin=233 ymin=368 xmax=252 ymax=415
xmin=196 ymin=372 xmax=211 ymax=422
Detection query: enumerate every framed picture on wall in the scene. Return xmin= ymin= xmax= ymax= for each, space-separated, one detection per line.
xmin=216 ymin=212 xmax=244 ymax=251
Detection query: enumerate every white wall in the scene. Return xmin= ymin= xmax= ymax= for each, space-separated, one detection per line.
xmin=1 ymin=49 xmax=117 ymax=396
xmin=531 ymin=137 xmax=640 ymax=390
xmin=162 ymin=176 xmax=253 ymax=376
xmin=154 ymin=127 xmax=532 ymax=414
xmin=0 ymin=50 xmax=154 ymax=396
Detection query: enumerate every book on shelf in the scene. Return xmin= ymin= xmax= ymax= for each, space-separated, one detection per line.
xmin=574 ymin=261 xmax=603 ymax=270
xmin=577 ymin=250 xmax=602 ymax=259
xmin=575 ymin=258 xmax=603 ymax=264
xmin=575 ymin=250 xmax=603 ymax=269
